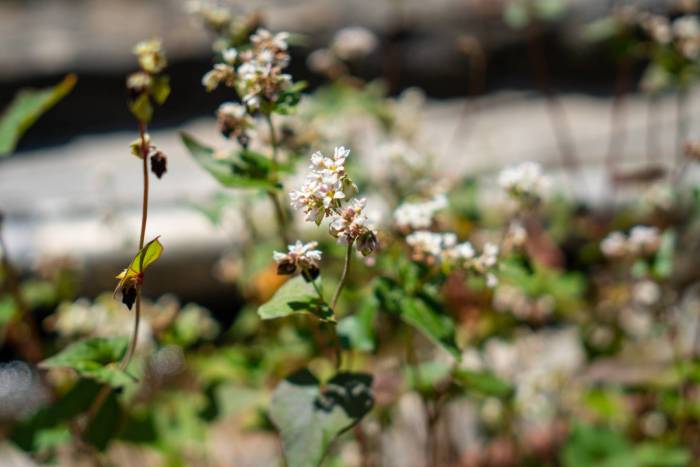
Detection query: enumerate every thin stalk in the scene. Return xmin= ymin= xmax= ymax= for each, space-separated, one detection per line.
xmin=119 ymin=121 xmax=150 ymax=371
xmin=268 ymin=191 xmax=290 ymax=246
xmin=265 ymin=112 xmax=279 ymax=163
xmin=331 ymin=241 xmax=353 ymax=310
xmin=84 ymin=120 xmax=150 ymax=431
xmin=264 ymin=112 xmax=290 ymax=246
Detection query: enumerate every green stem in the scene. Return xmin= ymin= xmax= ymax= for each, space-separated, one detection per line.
xmin=268 ymin=191 xmax=290 ymax=247
xmin=331 ymin=241 xmax=354 ymax=310
xmin=265 ymin=112 xmax=278 ymax=163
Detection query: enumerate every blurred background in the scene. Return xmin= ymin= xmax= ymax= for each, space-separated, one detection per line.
xmin=3 ymin=1 xmax=700 ymax=464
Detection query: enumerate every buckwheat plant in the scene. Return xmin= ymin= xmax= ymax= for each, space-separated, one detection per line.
xmin=36 ymin=39 xmax=170 ymax=435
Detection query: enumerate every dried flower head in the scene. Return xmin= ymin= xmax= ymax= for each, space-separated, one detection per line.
xmin=273 ymin=241 xmax=323 ymax=281
xmin=216 ymin=102 xmax=253 ymax=141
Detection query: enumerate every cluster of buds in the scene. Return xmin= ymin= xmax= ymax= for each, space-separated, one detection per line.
xmin=129 ymin=134 xmax=168 ymax=179
xmin=126 ymin=39 xmax=170 ymax=124
xmin=640 ymin=13 xmax=700 ymax=60
xmin=393 ymin=194 xmax=448 ymax=231
xmin=273 ymin=241 xmax=323 ymax=281
xmin=216 ymin=102 xmax=253 ymax=146
xmin=290 ymin=147 xmax=378 ymax=257
xmin=202 ymin=28 xmax=294 ymax=112
xmin=498 ymin=161 xmax=550 ymax=207
xmin=405 ymin=230 xmax=499 ymax=286
xmin=601 ymin=226 xmax=661 ymax=259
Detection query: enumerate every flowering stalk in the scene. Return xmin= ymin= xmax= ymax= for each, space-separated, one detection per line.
xmin=331 ymin=241 xmax=353 ymax=310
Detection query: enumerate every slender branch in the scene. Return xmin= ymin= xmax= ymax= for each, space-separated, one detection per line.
xmin=119 ymin=121 xmax=150 ymax=371
xmin=265 ymin=112 xmax=279 ymax=162
xmin=331 ymin=241 xmax=353 ymax=310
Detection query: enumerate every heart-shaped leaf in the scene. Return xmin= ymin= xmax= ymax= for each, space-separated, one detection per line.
xmin=257 ymin=276 xmax=333 ymax=321
xmin=0 ymin=74 xmax=77 ymax=156
xmin=180 ymin=132 xmax=281 ymax=190
xmin=270 ymin=369 xmax=374 ymax=467
xmin=39 ymin=337 xmax=133 ymax=388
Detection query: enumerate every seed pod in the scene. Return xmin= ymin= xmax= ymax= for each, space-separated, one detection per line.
xmin=150 ymin=151 xmax=168 ymax=179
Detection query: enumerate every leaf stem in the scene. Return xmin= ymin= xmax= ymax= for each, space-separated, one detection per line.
xmin=331 ymin=241 xmax=354 ymax=310
xmin=268 ymin=191 xmax=290 ymax=246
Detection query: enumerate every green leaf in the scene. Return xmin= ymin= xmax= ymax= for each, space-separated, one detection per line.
xmin=39 ymin=337 xmax=133 ymax=387
xmin=453 ymin=369 xmax=513 ymax=398
xmin=270 ymin=369 xmax=374 ymax=467
xmin=131 ymin=236 xmax=164 ymax=273
xmin=0 ymin=74 xmax=76 ymax=156
xmin=399 ymin=296 xmax=460 ymax=359
xmin=634 ymin=443 xmax=690 ymax=467
xmin=562 ymin=423 xmax=633 ymax=467
xmin=151 ymin=76 xmax=171 ymax=105
xmin=653 ymin=230 xmax=675 ymax=279
xmin=128 ymin=92 xmax=153 ymax=123
xmin=180 ymin=132 xmax=281 ymax=190
xmin=257 ymin=276 xmax=333 ymax=321
xmin=337 ymin=294 xmax=377 ymax=352
xmin=11 ymin=380 xmax=102 ymax=451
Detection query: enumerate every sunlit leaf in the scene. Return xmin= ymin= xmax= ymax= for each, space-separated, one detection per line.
xmin=258 ymin=276 xmax=333 ymax=321
xmin=180 ymin=132 xmax=281 ymax=190
xmin=270 ymin=369 xmax=374 ymax=467
xmin=39 ymin=337 xmax=132 ymax=388
xmin=0 ymin=74 xmax=76 ymax=156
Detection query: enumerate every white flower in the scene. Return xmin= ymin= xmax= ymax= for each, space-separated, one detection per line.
xmin=393 ymin=194 xmax=448 ymax=230
xmin=331 ymin=27 xmax=378 ymax=61
xmin=290 ymin=146 xmax=357 ymax=224
xmin=673 ymin=15 xmax=700 ymax=58
xmin=222 ymin=48 xmax=238 ymax=64
xmin=640 ymin=13 xmax=672 ymax=44
xmin=601 ymin=231 xmax=627 ymax=258
xmin=498 ymin=162 xmax=550 ymax=204
xmin=216 ymin=102 xmax=252 ymax=138
xmin=632 ymin=280 xmax=661 ymax=306
xmin=329 ymin=198 xmax=379 ymax=255
xmin=273 ymin=241 xmax=323 ymax=279
xmin=201 ymin=63 xmax=235 ymax=91
xmin=628 ymin=226 xmax=661 ymax=255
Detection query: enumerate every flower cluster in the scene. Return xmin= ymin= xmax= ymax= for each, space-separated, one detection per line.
xmin=202 ymin=28 xmax=293 ymax=111
xmin=290 ymin=146 xmax=357 ymax=224
xmin=273 ymin=241 xmax=323 ymax=281
xmin=601 ymin=226 xmax=661 ymax=259
xmin=393 ymin=194 xmax=448 ymax=231
xmin=290 ymin=147 xmax=378 ymax=256
xmin=498 ymin=161 xmax=550 ymax=206
xmin=640 ymin=13 xmax=700 ymax=60
xmin=405 ymin=231 xmax=499 ymax=286
xmin=126 ymin=38 xmax=170 ymax=126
